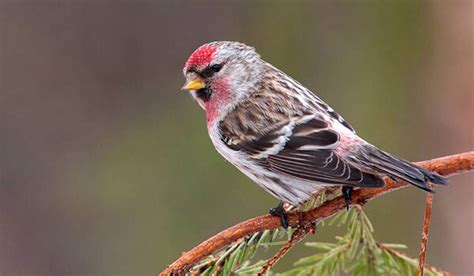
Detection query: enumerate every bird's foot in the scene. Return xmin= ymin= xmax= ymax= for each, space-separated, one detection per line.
xmin=342 ymin=186 xmax=353 ymax=211
xmin=269 ymin=201 xmax=288 ymax=229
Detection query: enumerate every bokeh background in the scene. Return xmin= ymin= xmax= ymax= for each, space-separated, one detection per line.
xmin=1 ymin=1 xmax=473 ymax=275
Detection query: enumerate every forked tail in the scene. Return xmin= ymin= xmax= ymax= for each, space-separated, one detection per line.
xmin=356 ymin=145 xmax=448 ymax=192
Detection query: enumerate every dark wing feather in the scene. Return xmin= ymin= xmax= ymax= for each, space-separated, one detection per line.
xmin=262 ymin=127 xmax=384 ymax=188
xmin=220 ymin=112 xmax=384 ymax=188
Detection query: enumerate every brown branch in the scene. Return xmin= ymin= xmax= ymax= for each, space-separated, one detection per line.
xmin=258 ymin=224 xmax=316 ymax=275
xmin=160 ymin=151 xmax=474 ymax=275
xmin=418 ymin=188 xmax=434 ymax=276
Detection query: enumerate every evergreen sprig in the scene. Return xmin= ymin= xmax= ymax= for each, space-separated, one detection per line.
xmin=188 ymin=227 xmax=295 ymax=275
xmin=188 ymin=205 xmax=446 ymax=275
xmin=279 ymin=207 xmax=444 ymax=276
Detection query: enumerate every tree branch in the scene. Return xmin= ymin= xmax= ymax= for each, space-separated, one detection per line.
xmin=418 ymin=188 xmax=434 ymax=276
xmin=160 ymin=151 xmax=474 ymax=275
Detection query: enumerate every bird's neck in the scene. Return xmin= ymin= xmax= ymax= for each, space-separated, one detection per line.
xmin=204 ymin=78 xmax=232 ymax=126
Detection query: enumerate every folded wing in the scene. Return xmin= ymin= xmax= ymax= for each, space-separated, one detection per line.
xmin=220 ymin=116 xmax=384 ymax=188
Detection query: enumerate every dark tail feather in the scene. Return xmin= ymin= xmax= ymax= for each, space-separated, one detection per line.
xmin=357 ymin=146 xmax=448 ymax=192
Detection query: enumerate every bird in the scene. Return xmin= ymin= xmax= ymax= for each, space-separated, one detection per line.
xmin=181 ymin=41 xmax=447 ymax=228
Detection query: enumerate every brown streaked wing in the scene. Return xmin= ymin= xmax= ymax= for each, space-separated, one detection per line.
xmin=262 ymin=120 xmax=383 ymax=187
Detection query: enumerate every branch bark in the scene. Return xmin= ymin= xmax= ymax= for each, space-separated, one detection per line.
xmin=418 ymin=188 xmax=434 ymax=276
xmin=160 ymin=151 xmax=474 ymax=275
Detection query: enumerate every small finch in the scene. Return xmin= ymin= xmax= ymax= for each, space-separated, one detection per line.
xmin=182 ymin=41 xmax=447 ymax=228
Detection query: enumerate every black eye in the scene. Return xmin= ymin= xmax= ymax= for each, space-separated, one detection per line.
xmin=210 ymin=64 xmax=222 ymax=73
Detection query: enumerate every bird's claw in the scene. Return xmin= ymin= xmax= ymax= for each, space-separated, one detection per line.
xmin=269 ymin=202 xmax=289 ymax=229
xmin=342 ymin=186 xmax=353 ymax=211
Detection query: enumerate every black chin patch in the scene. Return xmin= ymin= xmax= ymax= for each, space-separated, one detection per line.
xmin=196 ymin=87 xmax=212 ymax=102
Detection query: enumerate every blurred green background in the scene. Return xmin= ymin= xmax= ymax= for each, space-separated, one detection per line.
xmin=1 ymin=1 xmax=473 ymax=275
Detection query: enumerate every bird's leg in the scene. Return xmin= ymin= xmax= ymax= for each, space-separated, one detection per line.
xmin=342 ymin=186 xmax=353 ymax=211
xmin=269 ymin=201 xmax=289 ymax=229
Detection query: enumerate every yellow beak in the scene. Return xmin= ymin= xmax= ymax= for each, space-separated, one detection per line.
xmin=182 ymin=78 xmax=206 ymax=91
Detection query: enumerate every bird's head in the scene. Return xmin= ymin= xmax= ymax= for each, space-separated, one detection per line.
xmin=182 ymin=41 xmax=264 ymax=123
